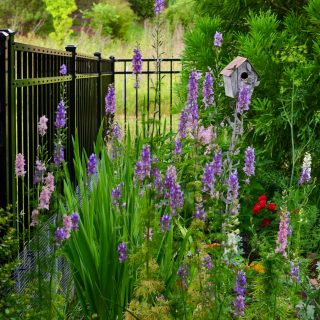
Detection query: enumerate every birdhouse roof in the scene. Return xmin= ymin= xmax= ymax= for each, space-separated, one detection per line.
xmin=220 ymin=56 xmax=249 ymax=77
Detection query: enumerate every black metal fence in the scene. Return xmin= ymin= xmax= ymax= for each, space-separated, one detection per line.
xmin=0 ymin=29 xmax=181 ymax=243
xmin=0 ymin=29 xmax=113 ymax=231
xmin=113 ymin=58 xmax=181 ymax=135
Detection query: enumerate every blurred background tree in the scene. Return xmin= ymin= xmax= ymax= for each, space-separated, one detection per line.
xmin=128 ymin=0 xmax=154 ymax=20
xmin=43 ymin=0 xmax=77 ymax=44
xmin=82 ymin=0 xmax=136 ymax=39
xmin=0 ymin=0 xmax=52 ymax=35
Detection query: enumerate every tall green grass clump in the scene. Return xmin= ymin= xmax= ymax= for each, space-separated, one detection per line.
xmin=60 ymin=129 xmax=144 ymax=318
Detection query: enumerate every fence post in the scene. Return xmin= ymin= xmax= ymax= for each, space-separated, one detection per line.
xmin=0 ymin=29 xmax=15 ymax=209
xmin=109 ymin=56 xmax=115 ymax=85
xmin=0 ymin=31 xmax=9 ymax=208
xmin=94 ymin=51 xmax=102 ymax=128
xmin=65 ymin=45 xmax=77 ymax=163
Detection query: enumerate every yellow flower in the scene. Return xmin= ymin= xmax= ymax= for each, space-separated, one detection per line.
xmin=249 ymin=262 xmax=265 ymax=273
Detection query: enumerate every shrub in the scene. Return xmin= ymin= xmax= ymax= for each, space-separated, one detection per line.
xmin=83 ymin=0 xmax=136 ymax=39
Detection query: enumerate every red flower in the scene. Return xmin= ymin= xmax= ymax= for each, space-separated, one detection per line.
xmin=262 ymin=218 xmax=271 ymax=227
xmin=259 ymin=200 xmax=267 ymax=209
xmin=258 ymin=195 xmax=267 ymax=201
xmin=253 ymin=202 xmax=261 ymax=214
xmin=267 ymin=203 xmax=277 ymax=212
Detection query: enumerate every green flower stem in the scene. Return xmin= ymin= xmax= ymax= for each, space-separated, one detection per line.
xmin=289 ymin=80 xmax=295 ymax=188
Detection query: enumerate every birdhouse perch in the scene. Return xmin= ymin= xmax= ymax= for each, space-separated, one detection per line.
xmin=220 ymin=56 xmax=259 ymax=98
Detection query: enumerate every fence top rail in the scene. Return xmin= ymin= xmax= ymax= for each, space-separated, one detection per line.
xmin=13 ymin=42 xmax=72 ymax=57
xmin=77 ymin=53 xmax=99 ymax=61
xmin=114 ymin=58 xmax=181 ymax=63
xmin=112 ymin=70 xmax=180 ymax=75
xmin=13 ymin=42 xmax=103 ymax=61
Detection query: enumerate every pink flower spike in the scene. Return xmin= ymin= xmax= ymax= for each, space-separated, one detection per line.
xmin=63 ymin=215 xmax=72 ymax=239
xmin=38 ymin=115 xmax=48 ymax=136
xmin=15 ymin=153 xmax=26 ymax=178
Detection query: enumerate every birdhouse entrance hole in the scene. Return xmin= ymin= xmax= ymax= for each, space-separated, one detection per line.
xmin=241 ymin=72 xmax=248 ymax=80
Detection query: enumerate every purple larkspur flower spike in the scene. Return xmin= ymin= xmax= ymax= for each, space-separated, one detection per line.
xmin=236 ymin=83 xmax=251 ymax=114
xmin=202 ymin=255 xmax=213 ymax=270
xmin=71 ymin=212 xmax=80 ymax=230
xmin=177 ymin=264 xmax=189 ymax=288
xmin=55 ymin=227 xmax=66 ymax=243
xmin=154 ymin=0 xmax=165 ymax=15
xmin=117 ymin=242 xmax=128 ymax=263
xmin=113 ymin=122 xmax=122 ymax=141
xmin=34 ymin=160 xmax=46 ymax=184
xmin=59 ymin=64 xmax=67 ymax=75
xmin=54 ymin=145 xmax=64 ymax=166
xmin=243 ymin=147 xmax=255 ymax=183
xmin=290 ymin=262 xmax=299 ymax=283
xmin=227 ymin=170 xmax=239 ymax=202
xmin=202 ymin=163 xmax=215 ymax=196
xmin=112 ymin=182 xmax=124 ymax=207
xmin=132 ymin=46 xmax=143 ymax=88
xmin=212 ymin=149 xmax=222 ymax=176
xmin=105 ymin=84 xmax=116 ymax=115
xmin=233 ymin=270 xmax=246 ymax=317
xmin=134 ymin=145 xmax=151 ymax=184
xmin=54 ymin=100 xmax=67 ymax=129
xmin=178 ymin=71 xmax=201 ymax=138
xmin=87 ymin=154 xmax=97 ymax=176
xmin=202 ymin=70 xmax=214 ymax=109
xmin=173 ymin=139 xmax=182 ymax=155
xmin=160 ymin=214 xmax=171 ymax=233
xmin=194 ymin=204 xmax=205 ymax=221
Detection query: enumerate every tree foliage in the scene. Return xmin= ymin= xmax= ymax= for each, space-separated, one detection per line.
xmin=181 ymin=0 xmax=320 ymax=182
xmin=0 ymin=0 xmax=51 ymax=34
xmin=128 ymin=0 xmax=154 ymax=20
xmin=43 ymin=0 xmax=77 ymax=43
xmin=83 ymin=0 xmax=136 ymax=38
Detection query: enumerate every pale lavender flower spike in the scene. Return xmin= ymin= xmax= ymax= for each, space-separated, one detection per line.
xmin=15 ymin=153 xmax=26 ymax=178
xmin=299 ymin=152 xmax=311 ymax=185
xmin=214 ymin=32 xmax=223 ymax=47
xmin=275 ymin=211 xmax=290 ymax=258
xmin=38 ymin=115 xmax=48 ymax=136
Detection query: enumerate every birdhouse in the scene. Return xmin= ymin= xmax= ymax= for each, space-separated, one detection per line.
xmin=220 ymin=56 xmax=259 ymax=98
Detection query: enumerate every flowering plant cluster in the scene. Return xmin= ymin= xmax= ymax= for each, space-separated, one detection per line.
xmin=54 ymin=212 xmax=80 ymax=246
xmin=11 ymin=17 xmax=320 ymax=320
xmin=252 ymin=195 xmax=277 ymax=227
